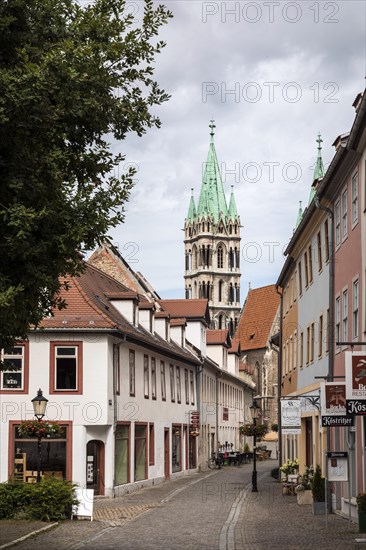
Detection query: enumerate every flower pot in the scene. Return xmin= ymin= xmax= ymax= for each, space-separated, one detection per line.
xmin=297 ymin=490 xmax=313 ymax=505
xmin=312 ymin=501 xmax=325 ymax=515
xmin=359 ymin=509 xmax=366 ymax=533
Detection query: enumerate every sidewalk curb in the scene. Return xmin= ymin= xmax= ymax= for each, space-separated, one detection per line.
xmin=0 ymin=522 xmax=58 ymax=549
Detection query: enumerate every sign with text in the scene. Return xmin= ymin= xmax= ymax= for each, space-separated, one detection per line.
xmin=345 ymin=352 xmax=366 ymax=400
xmin=326 ymin=452 xmax=348 ymax=482
xmin=281 ymin=398 xmax=301 ymax=435
xmin=346 ymin=400 xmax=366 ymax=416
xmin=320 ymin=382 xmax=353 ymax=426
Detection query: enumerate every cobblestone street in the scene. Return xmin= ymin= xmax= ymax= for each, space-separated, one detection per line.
xmin=5 ymin=461 xmax=359 ymax=550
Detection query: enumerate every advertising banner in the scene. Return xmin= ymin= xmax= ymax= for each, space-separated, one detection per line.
xmin=320 ymin=382 xmax=354 ymax=427
xmin=345 ymin=352 xmax=366 ymax=415
xmin=281 ymin=398 xmax=301 ymax=435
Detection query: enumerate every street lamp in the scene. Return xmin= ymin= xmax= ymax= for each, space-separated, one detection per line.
xmin=250 ymin=399 xmax=260 ymax=492
xmin=31 ymin=389 xmax=48 ymax=483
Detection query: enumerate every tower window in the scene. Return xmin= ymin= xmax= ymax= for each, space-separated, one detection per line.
xmin=217 ymin=246 xmax=223 ymax=268
xmin=218 ymin=280 xmax=223 ymax=302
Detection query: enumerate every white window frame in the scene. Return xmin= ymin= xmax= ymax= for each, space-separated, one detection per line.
xmin=1 ymin=346 xmax=25 ymax=390
xmin=342 ymin=289 xmax=348 ymax=343
xmin=335 ymin=297 xmax=340 ymax=350
xmin=55 ymin=345 xmax=78 ymax=391
xmin=335 ymin=201 xmax=341 ymax=247
xmin=352 ymin=172 xmax=358 ymax=225
xmin=342 ymin=190 xmax=348 ymax=240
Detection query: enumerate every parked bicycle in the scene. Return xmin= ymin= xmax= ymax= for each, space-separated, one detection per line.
xmin=208 ymin=452 xmax=223 ymax=469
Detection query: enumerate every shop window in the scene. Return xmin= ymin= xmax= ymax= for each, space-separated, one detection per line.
xmin=172 ymin=425 xmax=181 ymax=473
xmin=115 ymin=424 xmax=130 ymax=485
xmin=134 ymin=424 xmax=147 ymax=481
xmin=11 ymin=422 xmax=70 ymax=482
xmin=1 ymin=342 xmax=29 ymax=393
xmin=50 ymin=342 xmax=82 ymax=394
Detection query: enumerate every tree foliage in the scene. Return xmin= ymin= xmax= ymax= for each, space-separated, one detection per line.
xmin=0 ymin=0 xmax=172 ymax=350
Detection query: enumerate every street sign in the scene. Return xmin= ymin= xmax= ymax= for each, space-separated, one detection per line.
xmin=320 ymin=382 xmax=353 ymax=426
xmin=281 ymin=398 xmax=301 ymax=435
xmin=346 ymin=400 xmax=366 ymax=415
xmin=345 ymin=352 xmax=366 ymax=400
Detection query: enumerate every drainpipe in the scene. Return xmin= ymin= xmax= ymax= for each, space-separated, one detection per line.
xmin=215 ymin=371 xmax=222 ymax=454
xmin=112 ymin=333 xmax=126 ymax=496
xmin=196 ymin=355 xmax=204 ymax=467
xmin=275 ymin=286 xmax=283 ymax=471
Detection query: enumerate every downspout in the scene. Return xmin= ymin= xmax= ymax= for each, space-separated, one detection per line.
xmin=275 ymin=286 xmax=283 ymax=471
xmin=216 ymin=372 xmax=222 ymax=454
xmin=196 ymin=355 xmax=204 ymax=467
xmin=113 ymin=333 xmax=127 ymax=495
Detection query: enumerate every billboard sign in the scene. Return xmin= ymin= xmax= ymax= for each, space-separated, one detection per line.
xmin=281 ymin=398 xmax=301 ymax=435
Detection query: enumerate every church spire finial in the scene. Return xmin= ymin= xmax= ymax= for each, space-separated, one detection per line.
xmin=209 ymin=119 xmax=216 ymax=142
xmin=313 ymin=132 xmax=324 ymax=182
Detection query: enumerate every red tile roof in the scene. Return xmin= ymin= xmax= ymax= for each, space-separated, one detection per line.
xmin=170 ymin=318 xmax=186 ymax=327
xmin=38 ymin=264 xmax=199 ymax=365
xmin=235 ymin=284 xmax=280 ymax=351
xmin=206 ymin=329 xmax=231 ymax=347
xmin=159 ymin=299 xmax=210 ymax=324
xmin=228 ymin=338 xmax=240 ymax=354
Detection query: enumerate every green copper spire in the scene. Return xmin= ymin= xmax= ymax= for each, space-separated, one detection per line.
xmin=228 ymin=186 xmax=238 ymax=219
xmin=308 ymin=133 xmax=324 ymax=205
xmin=295 ymin=200 xmax=303 ymax=229
xmin=197 ymin=120 xmax=228 ymax=221
xmin=313 ymin=133 xmax=324 ymax=182
xmin=187 ymin=188 xmax=196 ymax=221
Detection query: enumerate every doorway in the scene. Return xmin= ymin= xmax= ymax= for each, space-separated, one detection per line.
xmin=164 ymin=428 xmax=170 ymax=480
xmin=86 ymin=440 xmax=105 ymax=496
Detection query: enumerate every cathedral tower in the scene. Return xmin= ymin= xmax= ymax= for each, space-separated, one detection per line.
xmin=183 ymin=121 xmax=241 ymax=335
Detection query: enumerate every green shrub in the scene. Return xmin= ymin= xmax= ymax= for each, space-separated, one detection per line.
xmin=244 ymin=442 xmax=250 ymax=453
xmin=270 ymin=467 xmax=279 ymax=480
xmin=0 ymin=478 xmax=78 ymax=521
xmin=311 ymin=465 xmax=325 ymax=502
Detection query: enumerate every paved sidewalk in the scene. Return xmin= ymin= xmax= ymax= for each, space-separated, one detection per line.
xmin=0 ymin=464 xmax=361 ymax=549
xmin=236 ymin=473 xmax=359 ymax=549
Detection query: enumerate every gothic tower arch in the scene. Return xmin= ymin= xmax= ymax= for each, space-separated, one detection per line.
xmin=183 ymin=121 xmax=241 ymax=336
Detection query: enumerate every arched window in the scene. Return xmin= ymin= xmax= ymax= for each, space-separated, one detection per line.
xmin=218 ymin=315 xmax=223 ymax=329
xmin=229 ymin=319 xmax=234 ymax=336
xmin=185 ymin=253 xmax=189 ymax=271
xmin=185 ymin=287 xmax=189 ymax=299
xmin=229 ymin=224 xmax=232 ymax=234
xmin=229 ymin=283 xmax=234 ymax=303
xmin=229 ymin=248 xmax=234 ymax=270
xmin=235 ymin=284 xmax=240 ymax=303
xmin=217 ymin=246 xmax=223 ymax=268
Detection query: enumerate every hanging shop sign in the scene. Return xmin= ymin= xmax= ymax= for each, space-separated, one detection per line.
xmin=281 ymin=398 xmax=301 ymax=435
xmin=320 ymin=382 xmax=354 ymax=427
xmin=345 ymin=352 xmax=366 ymax=415
xmin=326 ymin=452 xmax=348 ymax=482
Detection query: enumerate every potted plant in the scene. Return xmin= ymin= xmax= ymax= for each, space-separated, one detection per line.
xmin=356 ymin=493 xmax=366 ymax=533
xmin=280 ymin=458 xmax=299 ymax=480
xmin=295 ymin=466 xmax=314 ymax=505
xmin=311 ymin=465 xmax=325 ymax=515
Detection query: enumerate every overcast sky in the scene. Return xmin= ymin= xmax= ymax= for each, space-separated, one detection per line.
xmin=108 ymin=0 xmax=365 ymax=302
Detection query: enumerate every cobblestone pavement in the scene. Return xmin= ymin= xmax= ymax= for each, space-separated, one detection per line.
xmin=7 ymin=462 xmax=360 ymax=549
